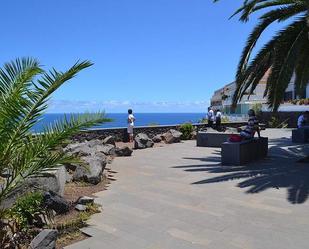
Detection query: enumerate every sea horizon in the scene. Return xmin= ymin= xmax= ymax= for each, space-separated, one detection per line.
xmin=33 ymin=112 xmax=206 ymax=132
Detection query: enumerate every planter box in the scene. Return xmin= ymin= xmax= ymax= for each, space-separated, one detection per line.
xmin=197 ymin=131 xmax=233 ymax=147
xmin=221 ymin=137 xmax=268 ymax=166
xmin=292 ymin=128 xmax=309 ymax=143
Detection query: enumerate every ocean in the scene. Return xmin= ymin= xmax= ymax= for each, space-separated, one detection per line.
xmin=32 ymin=113 xmax=206 ymax=132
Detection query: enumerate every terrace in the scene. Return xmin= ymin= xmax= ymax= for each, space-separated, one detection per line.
xmin=67 ymin=128 xmax=309 ymax=249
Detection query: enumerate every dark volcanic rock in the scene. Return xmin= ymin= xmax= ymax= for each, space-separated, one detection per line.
xmin=152 ymin=134 xmax=163 ymax=143
xmin=115 ymin=146 xmax=133 ymax=156
xmin=103 ymin=136 xmax=116 ymax=146
xmin=2 ymin=167 xmax=66 ymax=210
xmin=134 ymin=133 xmax=154 ymax=149
xmin=163 ymin=129 xmax=182 ymax=144
xmin=73 ymin=156 xmax=106 ymax=184
xmin=30 ymin=229 xmax=58 ymax=249
xmin=95 ymin=144 xmax=116 ymax=156
xmin=43 ymin=191 xmax=69 ymax=214
xmin=77 ymin=196 xmax=95 ymax=205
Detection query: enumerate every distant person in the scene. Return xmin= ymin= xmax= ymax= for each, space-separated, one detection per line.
xmin=207 ymin=107 xmax=215 ymax=128
xmin=297 ymin=111 xmax=309 ymax=128
xmin=239 ymin=109 xmax=260 ymax=139
xmin=215 ymin=109 xmax=222 ymax=131
xmin=127 ymin=109 xmax=135 ymax=142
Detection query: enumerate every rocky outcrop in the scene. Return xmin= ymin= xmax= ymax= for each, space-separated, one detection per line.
xmin=163 ymin=129 xmax=183 ymax=144
xmin=115 ymin=146 xmax=133 ymax=156
xmin=134 ymin=133 xmax=154 ymax=149
xmin=29 ymin=229 xmax=58 ymax=249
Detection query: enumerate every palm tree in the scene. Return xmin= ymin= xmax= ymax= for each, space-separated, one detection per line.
xmin=0 ymin=58 xmax=110 ymax=213
xmin=215 ymin=0 xmax=309 ymax=110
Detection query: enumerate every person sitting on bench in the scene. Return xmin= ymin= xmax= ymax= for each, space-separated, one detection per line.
xmin=239 ymin=109 xmax=261 ymax=139
xmin=297 ymin=111 xmax=309 ymax=128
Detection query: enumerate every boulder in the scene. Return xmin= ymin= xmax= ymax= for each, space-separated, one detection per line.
xmin=87 ymin=139 xmax=103 ymax=147
xmin=95 ymin=144 xmax=116 ymax=156
xmin=78 ymin=196 xmax=95 ymax=205
xmin=73 ymin=156 xmax=106 ymax=184
xmin=191 ymin=131 xmax=197 ymax=140
xmin=94 ymin=151 xmax=107 ymax=161
xmin=65 ymin=172 xmax=73 ymax=183
xmin=29 ymin=229 xmax=58 ymax=249
xmin=65 ymin=142 xmax=92 ymax=157
xmin=43 ymin=191 xmax=69 ymax=214
xmin=163 ymin=129 xmax=182 ymax=144
xmin=2 ymin=166 xmax=67 ymax=210
xmin=152 ymin=134 xmax=163 ymax=143
xmin=134 ymin=133 xmax=154 ymax=149
xmin=115 ymin=146 xmax=133 ymax=157
xmin=103 ymin=136 xmax=116 ymax=146
xmin=75 ymin=204 xmax=87 ymax=211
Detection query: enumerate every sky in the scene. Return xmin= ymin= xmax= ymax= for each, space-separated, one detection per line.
xmin=1 ymin=0 xmax=281 ymax=113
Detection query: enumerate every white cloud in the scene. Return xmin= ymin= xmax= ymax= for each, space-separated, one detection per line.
xmin=48 ymin=99 xmax=210 ymax=113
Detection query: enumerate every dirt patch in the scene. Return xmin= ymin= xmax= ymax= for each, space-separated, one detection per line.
xmin=54 ymin=170 xmax=114 ymax=248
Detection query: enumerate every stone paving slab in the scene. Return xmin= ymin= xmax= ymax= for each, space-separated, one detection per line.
xmin=67 ymin=129 xmax=309 ymax=249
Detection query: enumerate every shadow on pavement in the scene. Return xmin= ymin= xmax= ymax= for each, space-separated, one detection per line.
xmin=173 ymin=139 xmax=309 ymax=204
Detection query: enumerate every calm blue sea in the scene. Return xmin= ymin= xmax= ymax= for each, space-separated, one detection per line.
xmin=32 ymin=113 xmax=205 ymax=132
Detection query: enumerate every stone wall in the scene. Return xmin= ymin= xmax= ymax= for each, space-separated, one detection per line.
xmin=72 ymin=122 xmax=247 ymax=142
xmin=258 ymin=111 xmax=305 ymax=128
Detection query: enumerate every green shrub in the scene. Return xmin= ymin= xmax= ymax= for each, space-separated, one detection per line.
xmin=221 ymin=116 xmax=229 ymax=123
xmin=252 ymin=103 xmax=262 ymax=115
xmin=268 ymin=117 xmax=289 ymax=128
xmin=198 ymin=118 xmax=207 ymax=124
xmin=179 ymin=123 xmax=194 ymax=140
xmin=8 ymin=192 xmax=47 ymax=231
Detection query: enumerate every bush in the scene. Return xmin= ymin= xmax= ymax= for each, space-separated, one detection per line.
xmin=179 ymin=123 xmax=194 ymax=140
xmin=8 ymin=192 xmax=51 ymax=231
xmin=221 ymin=116 xmax=229 ymax=123
xmin=198 ymin=118 xmax=208 ymax=124
xmin=252 ymin=103 xmax=262 ymax=115
xmin=268 ymin=117 xmax=289 ymax=128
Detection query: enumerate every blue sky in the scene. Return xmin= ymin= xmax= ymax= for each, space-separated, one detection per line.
xmin=1 ymin=0 xmax=279 ymax=113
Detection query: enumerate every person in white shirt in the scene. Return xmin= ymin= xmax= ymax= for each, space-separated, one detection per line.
xmin=127 ymin=109 xmax=135 ymax=142
xmin=215 ymin=109 xmax=222 ymax=130
xmin=207 ymin=107 xmax=215 ymax=128
xmin=297 ymin=111 xmax=309 ymax=128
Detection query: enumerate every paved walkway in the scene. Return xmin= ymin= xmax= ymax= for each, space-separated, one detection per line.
xmin=67 ymin=129 xmax=309 ymax=249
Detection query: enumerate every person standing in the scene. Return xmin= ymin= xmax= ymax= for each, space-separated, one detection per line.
xmin=127 ymin=109 xmax=135 ymax=143
xmin=207 ymin=107 xmax=215 ymax=128
xmin=215 ymin=109 xmax=222 ymax=131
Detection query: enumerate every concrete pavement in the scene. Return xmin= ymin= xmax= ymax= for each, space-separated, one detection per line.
xmin=67 ymin=129 xmax=309 ymax=249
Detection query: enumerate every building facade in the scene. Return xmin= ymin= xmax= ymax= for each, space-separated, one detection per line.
xmin=210 ymin=72 xmax=309 ymax=114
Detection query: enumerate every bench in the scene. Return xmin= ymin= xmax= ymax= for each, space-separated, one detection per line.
xmin=197 ymin=131 xmax=233 ymax=147
xmin=221 ymin=137 xmax=268 ymax=165
xmin=292 ymin=128 xmax=309 ymax=143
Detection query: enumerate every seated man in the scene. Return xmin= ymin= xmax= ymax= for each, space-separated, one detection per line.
xmin=239 ymin=109 xmax=261 ymax=139
xmin=297 ymin=111 xmax=309 ymax=128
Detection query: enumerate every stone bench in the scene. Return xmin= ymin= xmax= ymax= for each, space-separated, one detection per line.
xmin=292 ymin=128 xmax=309 ymax=143
xmin=221 ymin=137 xmax=268 ymax=166
xmin=197 ymin=131 xmax=233 ymax=147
